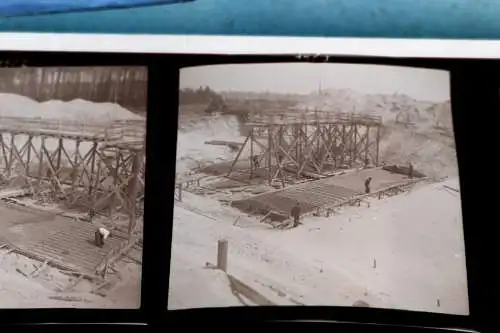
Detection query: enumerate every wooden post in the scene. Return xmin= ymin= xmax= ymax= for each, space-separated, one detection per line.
xmin=316 ymin=111 xmax=320 ymax=165
xmin=217 ymin=239 xmax=228 ymax=272
xmin=127 ymin=150 xmax=143 ymax=236
xmin=376 ymin=125 xmax=381 ymax=166
xmin=178 ymin=183 xmax=183 ymax=202
xmin=295 ymin=124 xmax=300 ymax=177
xmin=365 ymin=126 xmax=370 ymax=167
xmin=108 ymin=148 xmax=120 ymax=216
xmin=56 ymin=138 xmax=63 ymax=172
xmin=88 ymin=142 xmax=98 ymax=196
xmin=267 ymin=125 xmax=273 ymax=185
xmin=340 ymin=125 xmax=346 ymax=166
xmin=304 ymin=120 xmax=308 ymax=165
xmin=94 ymin=159 xmax=102 ymax=204
xmin=333 ymin=125 xmax=338 ymax=168
xmin=38 ymin=137 xmax=45 ymax=185
xmin=26 ymin=136 xmax=32 ymax=177
xmin=250 ymin=128 xmax=254 ymax=179
xmin=226 ymin=133 xmax=250 ymax=178
xmin=277 ymin=126 xmax=284 ymax=186
xmin=351 ymin=124 xmax=357 ymax=167
xmin=8 ymin=134 xmax=15 ymax=178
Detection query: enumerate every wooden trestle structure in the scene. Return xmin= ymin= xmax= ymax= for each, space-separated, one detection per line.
xmin=227 ymin=111 xmax=383 ymax=186
xmin=0 ymin=116 xmax=146 ymax=235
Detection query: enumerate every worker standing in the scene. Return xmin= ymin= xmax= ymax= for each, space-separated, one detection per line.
xmin=291 ymin=203 xmax=301 ymax=227
xmin=252 ymin=155 xmax=260 ymax=169
xmin=408 ymin=162 xmax=414 ymax=179
xmin=365 ymin=177 xmax=372 ymax=194
xmin=88 ymin=208 xmax=96 ymax=222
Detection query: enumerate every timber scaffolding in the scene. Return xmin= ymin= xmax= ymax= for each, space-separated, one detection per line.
xmin=227 ymin=110 xmax=383 ymax=186
xmin=0 ymin=116 xmax=146 ymax=235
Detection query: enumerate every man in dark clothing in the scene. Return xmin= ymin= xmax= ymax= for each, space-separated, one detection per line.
xmin=252 ymin=155 xmax=260 ymax=169
xmin=291 ymin=203 xmax=301 ymax=227
xmin=365 ymin=177 xmax=372 ymax=194
xmin=95 ymin=227 xmax=110 ymax=248
xmin=95 ymin=228 xmax=104 ymax=247
xmin=88 ymin=208 xmax=96 ymax=222
xmin=408 ymin=162 xmax=414 ymax=179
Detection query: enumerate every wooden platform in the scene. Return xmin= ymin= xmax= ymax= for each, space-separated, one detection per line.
xmin=247 ymin=111 xmax=382 ymax=127
xmin=231 ymin=168 xmax=420 ymax=219
xmin=0 ymin=116 xmax=146 ymax=143
xmin=0 ymin=201 xmax=137 ymax=277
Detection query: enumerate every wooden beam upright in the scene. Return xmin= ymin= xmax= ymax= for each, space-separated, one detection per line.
xmin=127 ymin=150 xmax=144 ymax=236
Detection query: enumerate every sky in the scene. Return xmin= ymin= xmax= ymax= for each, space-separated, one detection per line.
xmin=180 ymin=63 xmax=450 ymax=102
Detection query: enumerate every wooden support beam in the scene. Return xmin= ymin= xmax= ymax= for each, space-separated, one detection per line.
xmin=365 ymin=126 xmax=370 ymax=166
xmin=0 ymin=135 xmax=9 ymax=173
xmin=376 ymin=125 xmax=381 ymax=166
xmin=88 ymin=142 xmax=98 ymax=196
xmin=267 ymin=125 xmax=273 ymax=185
xmin=249 ymin=127 xmax=254 ymax=179
xmin=8 ymin=134 xmax=15 ymax=177
xmin=37 ymin=137 xmax=45 ymax=187
xmin=95 ymin=236 xmax=140 ymax=276
xmin=226 ymin=133 xmax=250 ymax=178
xmin=127 ymin=150 xmax=143 ymax=235
xmin=56 ymin=138 xmax=63 ymax=172
xmin=26 ymin=136 xmax=32 ymax=177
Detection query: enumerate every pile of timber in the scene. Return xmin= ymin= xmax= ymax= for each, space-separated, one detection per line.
xmin=382 ymin=164 xmax=426 ymax=178
xmin=282 ymin=166 xmax=324 ymax=180
xmin=95 ymin=235 xmax=141 ymax=277
xmin=204 ymin=140 xmax=243 ymax=151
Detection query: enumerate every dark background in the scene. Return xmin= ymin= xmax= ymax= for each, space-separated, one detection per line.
xmin=0 ymin=52 xmax=497 ymax=332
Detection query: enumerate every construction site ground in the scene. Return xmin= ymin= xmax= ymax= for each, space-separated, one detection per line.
xmin=170 ymin=177 xmax=468 ymax=314
xmin=0 ymin=189 xmax=142 ymax=308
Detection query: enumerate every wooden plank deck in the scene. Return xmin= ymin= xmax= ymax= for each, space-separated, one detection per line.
xmin=231 ymin=168 xmax=419 ymax=219
xmin=0 ymin=201 xmax=129 ymax=276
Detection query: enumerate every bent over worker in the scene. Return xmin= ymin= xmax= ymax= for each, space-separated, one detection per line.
xmin=95 ymin=227 xmax=111 ymax=248
xmin=291 ymin=203 xmax=301 ymax=227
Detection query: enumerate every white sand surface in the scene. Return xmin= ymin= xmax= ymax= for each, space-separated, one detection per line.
xmin=169 ymin=178 xmax=468 ymax=314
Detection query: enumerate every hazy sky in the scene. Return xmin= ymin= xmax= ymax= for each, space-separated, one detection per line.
xmin=180 ymin=63 xmax=450 ymax=102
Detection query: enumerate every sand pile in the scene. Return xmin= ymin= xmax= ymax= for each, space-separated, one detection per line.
xmin=379 ymin=125 xmax=458 ymax=179
xmin=0 ymin=93 xmax=143 ymax=124
xmin=176 ymin=114 xmax=246 ymax=175
xmin=0 ymin=93 xmax=145 ymax=170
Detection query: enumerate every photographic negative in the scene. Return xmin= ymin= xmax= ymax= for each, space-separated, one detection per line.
xmin=0 ymin=66 xmax=146 ymax=308
xmin=169 ymin=63 xmax=468 ymax=315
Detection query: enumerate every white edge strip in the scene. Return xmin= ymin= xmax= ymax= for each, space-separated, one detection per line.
xmin=0 ymin=33 xmax=500 ymax=59
xmin=0 ymin=33 xmax=499 ymax=59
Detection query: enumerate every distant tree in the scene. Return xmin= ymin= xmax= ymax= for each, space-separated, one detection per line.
xmin=179 ymin=86 xmax=221 ymax=106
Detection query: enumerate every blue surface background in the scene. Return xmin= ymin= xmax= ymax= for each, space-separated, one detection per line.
xmin=0 ymin=0 xmax=189 ymax=17
xmin=0 ymin=0 xmax=498 ymax=39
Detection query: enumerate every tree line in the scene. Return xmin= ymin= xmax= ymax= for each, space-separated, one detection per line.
xmin=0 ymin=67 xmax=148 ymax=112
xmin=179 ymin=86 xmax=222 ymax=105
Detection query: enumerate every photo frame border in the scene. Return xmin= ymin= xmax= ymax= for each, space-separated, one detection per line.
xmin=0 ymin=51 xmax=493 ymax=331
xmin=165 ymin=54 xmax=494 ymax=331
